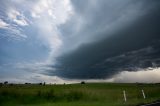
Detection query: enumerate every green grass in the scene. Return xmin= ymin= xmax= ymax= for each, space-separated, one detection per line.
xmin=0 ymin=83 xmax=160 ymax=106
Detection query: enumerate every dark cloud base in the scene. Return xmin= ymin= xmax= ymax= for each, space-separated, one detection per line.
xmin=47 ymin=1 xmax=160 ymax=79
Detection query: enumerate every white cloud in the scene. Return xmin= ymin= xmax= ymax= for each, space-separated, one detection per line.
xmin=0 ymin=74 xmax=79 ymax=84
xmin=0 ymin=4 xmax=30 ymax=40
xmin=1 ymin=0 xmax=73 ymax=55
xmin=29 ymin=0 xmax=74 ymax=62
xmin=31 ymin=0 xmax=73 ymax=23
xmin=0 ymin=19 xmax=27 ymax=40
xmin=0 ymin=0 xmax=74 ymax=81
xmin=7 ymin=9 xmax=28 ymax=26
xmin=0 ymin=19 xmax=9 ymax=29
xmin=0 ymin=62 xmax=77 ymax=84
xmin=111 ymin=68 xmax=160 ymax=83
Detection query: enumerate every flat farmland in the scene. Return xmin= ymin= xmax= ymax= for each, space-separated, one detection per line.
xmin=0 ymin=83 xmax=160 ymax=106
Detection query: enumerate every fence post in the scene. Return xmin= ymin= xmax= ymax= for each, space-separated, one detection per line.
xmin=142 ymin=89 xmax=146 ymax=99
xmin=123 ymin=90 xmax=127 ymax=102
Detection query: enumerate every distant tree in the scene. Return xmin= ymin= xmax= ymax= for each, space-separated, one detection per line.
xmin=39 ymin=83 xmax=42 ymax=85
xmin=4 ymin=81 xmax=8 ymax=85
xmin=81 ymin=81 xmax=85 ymax=84
xmin=25 ymin=83 xmax=31 ymax=85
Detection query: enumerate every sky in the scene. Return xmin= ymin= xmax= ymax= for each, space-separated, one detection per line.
xmin=0 ymin=0 xmax=160 ymax=84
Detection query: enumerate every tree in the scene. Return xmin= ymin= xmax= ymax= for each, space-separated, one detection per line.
xmin=81 ymin=81 xmax=85 ymax=84
xmin=4 ymin=81 xmax=8 ymax=84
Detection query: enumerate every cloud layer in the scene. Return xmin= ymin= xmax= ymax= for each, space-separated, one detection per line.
xmin=0 ymin=0 xmax=160 ymax=83
xmin=112 ymin=68 xmax=160 ymax=83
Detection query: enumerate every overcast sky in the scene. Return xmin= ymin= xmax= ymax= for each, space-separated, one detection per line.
xmin=0 ymin=0 xmax=160 ymax=83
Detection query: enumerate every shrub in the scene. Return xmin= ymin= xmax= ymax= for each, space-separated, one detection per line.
xmin=81 ymin=81 xmax=85 ymax=84
xmin=4 ymin=81 xmax=8 ymax=85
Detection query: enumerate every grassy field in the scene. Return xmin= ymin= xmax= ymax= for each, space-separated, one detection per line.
xmin=0 ymin=83 xmax=160 ymax=106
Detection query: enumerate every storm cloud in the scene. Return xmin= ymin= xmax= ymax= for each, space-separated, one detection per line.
xmin=48 ymin=0 xmax=160 ymax=79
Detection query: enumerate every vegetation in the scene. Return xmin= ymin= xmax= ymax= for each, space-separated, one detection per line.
xmin=0 ymin=83 xmax=160 ymax=106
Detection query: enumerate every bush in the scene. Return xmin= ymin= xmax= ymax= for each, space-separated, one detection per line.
xmin=81 ymin=81 xmax=85 ymax=84
xmin=4 ymin=81 xmax=8 ymax=85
